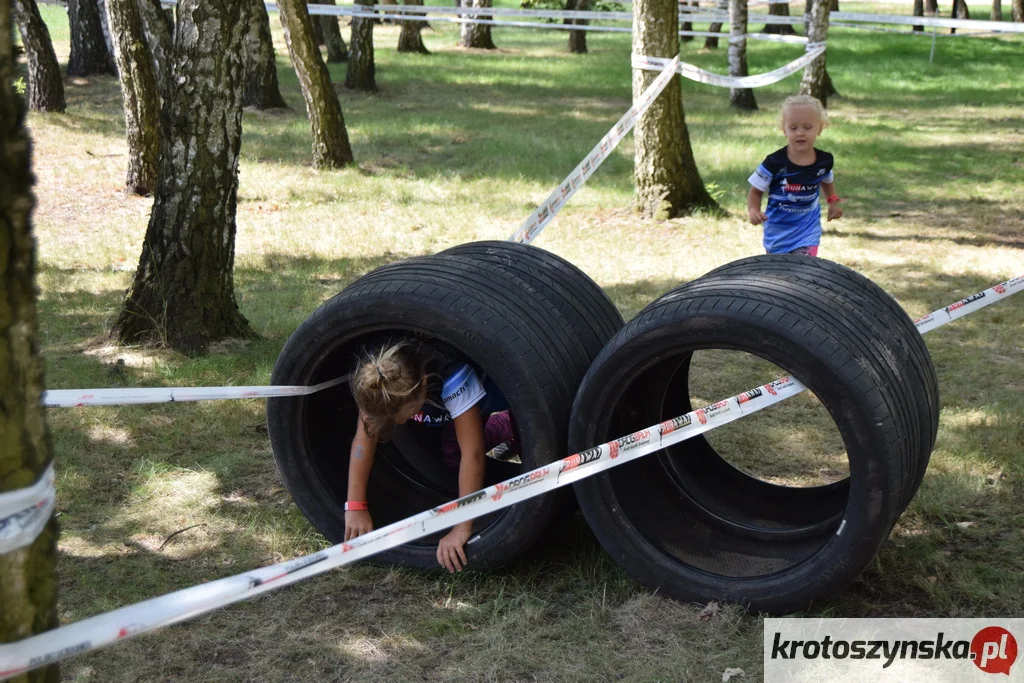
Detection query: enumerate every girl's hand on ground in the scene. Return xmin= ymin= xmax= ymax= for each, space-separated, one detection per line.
xmin=748 ymin=208 xmax=768 ymax=225
xmin=344 ymin=510 xmax=373 ymax=541
xmin=827 ymin=204 xmax=844 ymax=221
xmin=437 ymin=527 xmax=472 ymax=573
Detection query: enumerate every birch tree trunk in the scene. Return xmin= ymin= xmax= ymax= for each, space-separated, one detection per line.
xmin=633 ymin=0 xmax=718 ymax=218
xmin=763 ymin=2 xmax=796 ymax=34
xmin=681 ymin=0 xmax=694 ymax=42
xmin=312 ymin=0 xmax=349 ymax=62
xmin=913 ymin=0 xmax=924 ymax=31
xmin=136 ymin=0 xmax=173 ymax=94
xmin=12 ymin=0 xmax=66 ymax=112
xmin=0 ymin=5 xmax=60 ymax=678
xmin=106 ymin=0 xmax=160 ymax=194
xmin=799 ymin=0 xmax=831 ymax=106
xmin=1014 ymin=0 xmax=1023 ymax=22
xmin=68 ymin=0 xmax=116 ymax=75
xmin=990 ymin=0 xmax=1002 ymax=21
xmin=728 ymin=0 xmax=756 ymax=110
xmin=278 ymin=0 xmax=355 ymax=166
xmin=459 ymin=0 xmax=496 ymax=49
xmin=565 ymin=0 xmax=589 ymax=53
xmin=113 ymin=0 xmax=255 ymax=355
xmin=704 ymin=0 xmax=729 ymax=49
xmin=242 ymin=0 xmax=289 ymax=109
xmin=398 ymin=0 xmax=429 ymax=53
xmin=345 ymin=0 xmax=377 ymax=91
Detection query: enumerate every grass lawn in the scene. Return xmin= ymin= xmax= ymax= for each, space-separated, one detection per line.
xmin=21 ymin=2 xmax=1024 ymax=681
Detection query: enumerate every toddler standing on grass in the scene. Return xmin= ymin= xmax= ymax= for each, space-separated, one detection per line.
xmin=747 ymin=95 xmax=843 ymax=256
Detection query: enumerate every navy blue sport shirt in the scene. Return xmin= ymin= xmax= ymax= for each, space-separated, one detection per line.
xmin=748 ymin=147 xmax=834 ymax=254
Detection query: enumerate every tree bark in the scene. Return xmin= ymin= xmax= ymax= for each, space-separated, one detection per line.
xmin=68 ymin=0 xmax=116 ymax=76
xmin=113 ymin=0 xmax=255 ymax=356
xmin=0 ymin=4 xmax=60 ymax=679
xmin=96 ymin=0 xmax=117 ymax=69
xmin=136 ymin=0 xmax=173 ymax=94
xmin=1014 ymin=0 xmax=1023 ymax=22
xmin=13 ymin=0 xmax=66 ymax=112
xmin=106 ymin=0 xmax=160 ymax=195
xmin=913 ymin=0 xmax=924 ymax=31
xmin=990 ymin=0 xmax=1002 ymax=20
xmin=314 ymin=0 xmax=349 ymax=62
xmin=459 ymin=0 xmax=496 ymax=49
xmin=680 ymin=0 xmax=694 ymax=42
xmin=565 ymin=0 xmax=589 ymax=53
xmin=763 ymin=2 xmax=796 ymax=34
xmin=345 ymin=0 xmax=377 ymax=91
xmin=633 ymin=0 xmax=718 ymax=218
xmin=398 ymin=0 xmax=429 ymax=54
xmin=949 ymin=0 xmax=969 ymax=32
xmin=800 ymin=0 xmax=830 ymax=106
xmin=704 ymin=0 xmax=728 ymax=49
xmin=278 ymin=0 xmax=355 ymax=167
xmin=242 ymin=0 xmax=289 ymax=109
xmin=729 ymin=0 xmax=756 ymax=110
xmin=925 ymin=0 xmax=938 ymax=14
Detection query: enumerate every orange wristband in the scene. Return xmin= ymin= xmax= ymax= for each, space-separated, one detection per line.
xmin=826 ymin=195 xmax=842 ymax=204
xmin=344 ymin=501 xmax=369 ymax=511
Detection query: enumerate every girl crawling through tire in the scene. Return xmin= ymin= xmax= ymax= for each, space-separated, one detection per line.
xmin=344 ymin=339 xmax=519 ymax=573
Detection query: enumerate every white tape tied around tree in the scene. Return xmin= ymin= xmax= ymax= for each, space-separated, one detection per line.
xmin=1 ymin=274 xmax=1021 ymax=680
xmin=0 ymin=463 xmax=56 ymax=556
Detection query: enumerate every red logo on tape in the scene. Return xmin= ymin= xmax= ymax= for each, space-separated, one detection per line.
xmin=971 ymin=626 xmax=1017 ymax=675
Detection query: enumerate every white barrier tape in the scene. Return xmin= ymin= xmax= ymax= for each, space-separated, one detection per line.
xmin=2 ymin=274 xmax=1021 ymax=679
xmin=805 ymin=40 xmax=827 ymax=50
xmin=633 ymin=46 xmax=825 ymax=89
xmin=508 ymin=56 xmax=680 ymax=245
xmin=914 ymin=275 xmax=1024 ymax=334
xmin=0 ymin=464 xmax=56 ymax=556
xmin=42 ymin=375 xmax=350 ymax=408
xmin=831 ymin=10 xmax=1024 ymax=33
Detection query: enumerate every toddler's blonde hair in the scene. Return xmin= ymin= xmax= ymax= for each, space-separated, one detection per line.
xmin=780 ymin=95 xmax=828 ymax=130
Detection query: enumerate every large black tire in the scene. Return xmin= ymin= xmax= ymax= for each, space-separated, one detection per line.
xmin=698 ymin=255 xmax=939 ymax=502
xmin=439 ymin=241 xmax=625 ymax=363
xmin=268 ymin=255 xmax=591 ymax=570
xmin=569 ymin=270 xmax=929 ymax=613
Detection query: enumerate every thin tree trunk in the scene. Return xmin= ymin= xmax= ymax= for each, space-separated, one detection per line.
xmin=113 ymin=0 xmax=255 ymax=356
xmin=990 ymin=0 xmax=1002 ymax=20
xmin=763 ymin=2 xmax=796 ymax=34
xmin=913 ymin=0 xmax=924 ymax=31
xmin=681 ymin=0 xmax=694 ymax=42
xmin=704 ymin=0 xmax=728 ymax=49
xmin=459 ymin=0 xmax=496 ymax=49
xmin=398 ymin=0 xmax=429 ymax=54
xmin=278 ymin=0 xmax=355 ymax=166
xmin=633 ymin=0 xmax=718 ymax=218
xmin=68 ymin=0 xmax=116 ymax=75
xmin=729 ymin=0 xmax=756 ymax=110
xmin=345 ymin=0 xmax=377 ymax=91
xmin=0 ymin=4 xmax=60 ymax=677
xmin=136 ymin=0 xmax=173 ymax=94
xmin=315 ymin=0 xmax=349 ymax=62
xmin=1014 ymin=0 xmax=1023 ymax=22
xmin=242 ymin=0 xmax=289 ymax=109
xmin=106 ymin=0 xmax=160 ymax=195
xmin=13 ymin=0 xmax=66 ymax=112
xmin=565 ymin=0 xmax=589 ymax=53
xmin=800 ymin=0 xmax=830 ymax=106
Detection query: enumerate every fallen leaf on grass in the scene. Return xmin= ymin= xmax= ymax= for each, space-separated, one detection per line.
xmin=723 ymin=667 xmax=745 ymax=682
xmin=698 ymin=601 xmax=721 ymax=621
xmin=956 ymin=521 xmax=975 ymax=528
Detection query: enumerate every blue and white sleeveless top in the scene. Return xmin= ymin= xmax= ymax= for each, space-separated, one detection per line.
xmin=409 ymin=344 xmax=486 ymax=426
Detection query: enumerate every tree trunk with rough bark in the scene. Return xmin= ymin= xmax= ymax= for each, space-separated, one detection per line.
xmin=704 ymin=0 xmax=728 ymax=49
xmin=345 ymin=0 xmax=377 ymax=90
xmin=925 ymin=0 xmax=938 ymax=14
xmin=459 ymin=0 xmax=496 ymax=49
xmin=913 ymin=0 xmax=924 ymax=31
xmin=278 ymin=0 xmax=354 ymax=167
xmin=633 ymin=0 xmax=718 ymax=218
xmin=800 ymin=0 xmax=830 ymax=106
xmin=729 ymin=0 xmax=756 ymax=110
xmin=398 ymin=0 xmax=429 ymax=53
xmin=242 ymin=0 xmax=288 ymax=109
xmin=106 ymin=0 xmax=160 ymax=194
xmin=68 ymin=0 xmax=116 ymax=75
xmin=990 ymin=0 xmax=1002 ymax=20
xmin=113 ymin=0 xmax=255 ymax=356
xmin=13 ymin=0 xmax=65 ymax=112
xmin=949 ymin=0 xmax=969 ymax=32
xmin=1014 ymin=0 xmax=1023 ymax=22
xmin=763 ymin=1 xmax=796 ymax=34
xmin=680 ymin=0 xmax=694 ymax=42
xmin=136 ymin=0 xmax=173 ymax=94
xmin=0 ymin=5 xmax=60 ymax=678
xmin=565 ymin=0 xmax=589 ymax=53
xmin=315 ymin=0 xmax=349 ymax=62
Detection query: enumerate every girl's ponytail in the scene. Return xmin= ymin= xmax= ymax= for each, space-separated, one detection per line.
xmin=353 ymin=341 xmax=426 ymax=440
